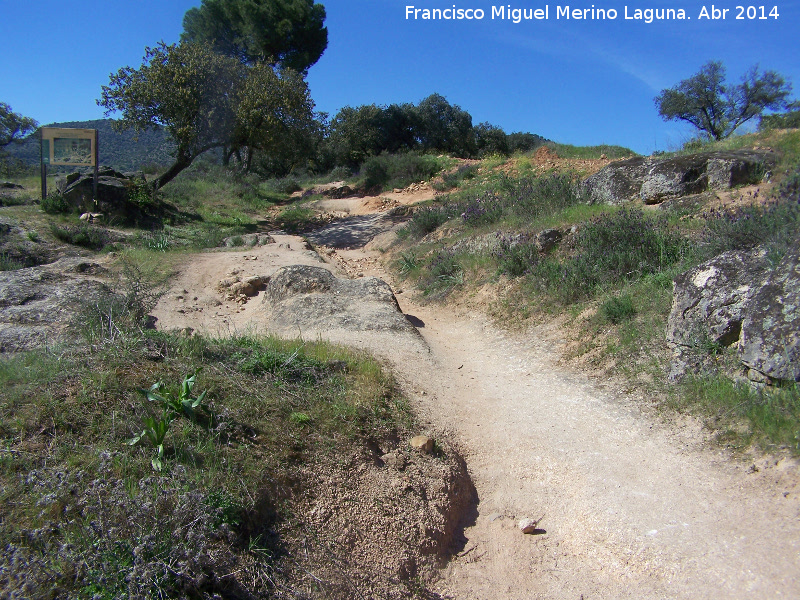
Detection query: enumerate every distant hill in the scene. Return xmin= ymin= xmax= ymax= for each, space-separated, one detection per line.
xmin=6 ymin=119 xmax=176 ymax=171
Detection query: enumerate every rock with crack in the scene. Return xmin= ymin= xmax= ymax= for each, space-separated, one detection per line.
xmin=739 ymin=245 xmax=800 ymax=383
xmin=666 ymin=248 xmax=772 ymax=381
xmin=259 ymin=265 xmax=420 ymax=344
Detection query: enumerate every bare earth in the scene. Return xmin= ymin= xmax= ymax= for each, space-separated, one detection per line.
xmin=153 ymin=188 xmax=800 ymax=599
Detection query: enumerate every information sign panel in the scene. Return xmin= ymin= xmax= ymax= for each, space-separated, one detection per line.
xmin=41 ymin=127 xmax=97 ymax=166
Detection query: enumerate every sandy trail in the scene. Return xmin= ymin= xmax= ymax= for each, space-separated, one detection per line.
xmin=154 ymin=204 xmax=800 ymax=599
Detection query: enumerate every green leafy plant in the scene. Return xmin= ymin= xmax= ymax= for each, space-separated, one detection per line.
xmin=127 ymin=371 xmax=209 ymax=470
xmin=127 ymin=412 xmax=172 ymax=471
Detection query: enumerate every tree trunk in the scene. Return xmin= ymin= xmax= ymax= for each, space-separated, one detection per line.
xmin=152 ymin=150 xmax=194 ymax=192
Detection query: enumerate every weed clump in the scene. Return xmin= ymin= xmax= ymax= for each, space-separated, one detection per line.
xmin=703 ymin=170 xmax=800 ymax=257
xmin=532 ymin=208 xmax=687 ymax=302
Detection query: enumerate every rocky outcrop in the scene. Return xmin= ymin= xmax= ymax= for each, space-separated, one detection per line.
xmin=667 ymin=245 xmax=800 ymax=383
xmin=584 ymin=150 xmax=776 ymax=205
xmin=261 ymin=265 xmax=416 ymax=335
xmin=0 ymin=257 xmax=113 ymax=352
xmin=55 ymin=166 xmax=161 ymax=224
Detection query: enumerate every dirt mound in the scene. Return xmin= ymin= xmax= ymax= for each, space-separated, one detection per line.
xmin=295 ymin=441 xmax=475 ymax=599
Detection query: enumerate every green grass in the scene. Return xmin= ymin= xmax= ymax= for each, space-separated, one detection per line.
xmin=0 ymin=328 xmax=413 ymax=598
xmin=546 ymin=143 xmax=636 ymax=159
xmin=671 ymin=375 xmax=800 ymax=453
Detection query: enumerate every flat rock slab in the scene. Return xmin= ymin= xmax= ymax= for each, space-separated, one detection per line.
xmin=259 ymin=264 xmax=419 ymax=338
xmin=0 ymin=257 xmax=113 ymax=352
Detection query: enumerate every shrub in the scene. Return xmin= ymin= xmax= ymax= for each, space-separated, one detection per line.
xmin=500 ymin=172 xmax=587 ymax=221
xmin=494 ymin=233 xmax=539 ymax=277
xmin=359 ymin=152 xmax=445 ymax=192
xmin=41 ymin=192 xmax=73 ymax=214
xmin=407 ymin=206 xmax=453 ymax=237
xmin=703 ymin=175 xmax=800 ymax=257
xmin=433 ymin=164 xmax=479 ymax=191
xmin=49 ymin=222 xmax=110 ymax=249
xmin=600 ymin=294 xmax=637 ymax=324
xmin=460 ymin=191 xmax=505 ymax=226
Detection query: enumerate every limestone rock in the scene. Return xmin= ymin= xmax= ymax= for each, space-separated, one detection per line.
xmin=410 ymin=435 xmax=434 ymax=454
xmin=323 ymin=185 xmax=356 ymax=199
xmin=0 ymin=257 xmax=115 ymax=352
xmin=221 ymin=232 xmax=274 ymax=248
xmin=381 ymin=452 xmax=407 ymax=470
xmin=739 ymin=246 xmax=800 ymax=382
xmin=666 ymin=249 xmax=771 ymax=349
xmin=534 ymin=228 xmax=563 ymax=253
xmin=518 ymin=518 xmax=542 ymax=534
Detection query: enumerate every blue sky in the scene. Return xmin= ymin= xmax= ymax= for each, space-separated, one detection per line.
xmin=1 ymin=1 xmax=798 ymax=154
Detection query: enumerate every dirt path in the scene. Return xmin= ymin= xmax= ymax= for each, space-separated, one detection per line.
xmin=154 ymin=202 xmax=800 ymax=599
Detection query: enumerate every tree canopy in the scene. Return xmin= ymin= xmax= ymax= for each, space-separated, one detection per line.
xmin=655 ymin=61 xmax=793 ymax=140
xmin=0 ymin=103 xmax=38 ymax=148
xmin=98 ymin=42 xmax=315 ymax=189
xmin=181 ymin=0 xmax=328 ymax=72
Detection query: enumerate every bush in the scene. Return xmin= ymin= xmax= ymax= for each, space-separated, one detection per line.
xmin=49 ymin=222 xmax=110 ymax=250
xmin=494 ymin=234 xmax=539 ymax=277
xmin=41 ymin=192 xmax=73 ymax=214
xmin=703 ymin=174 xmax=800 ymax=257
xmin=500 ymin=172 xmax=587 ymax=221
xmin=359 ymin=152 xmax=445 ymax=192
xmin=406 ymin=205 xmax=454 ymax=237
xmin=433 ymin=163 xmax=479 ymax=191
xmin=460 ymin=191 xmax=505 ymax=226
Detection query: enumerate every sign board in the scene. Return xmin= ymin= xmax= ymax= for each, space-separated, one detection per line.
xmin=41 ymin=127 xmax=97 ymax=166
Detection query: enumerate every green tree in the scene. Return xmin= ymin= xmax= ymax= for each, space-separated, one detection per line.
xmin=181 ymin=0 xmax=327 ymax=72
xmin=655 ymin=61 xmax=793 ymax=140
xmin=0 ymin=103 xmax=38 ymax=148
xmin=328 ymin=104 xmax=387 ymax=168
xmin=413 ymin=93 xmax=475 ymax=157
xmin=230 ymin=63 xmax=319 ymax=173
xmin=474 ymin=122 xmax=509 ymax=157
xmin=98 ymin=42 xmax=315 ymax=190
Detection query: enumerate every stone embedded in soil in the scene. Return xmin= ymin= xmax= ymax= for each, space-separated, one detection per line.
xmin=381 ymin=452 xmax=407 ymax=470
xmin=410 ymin=435 xmax=434 ymax=454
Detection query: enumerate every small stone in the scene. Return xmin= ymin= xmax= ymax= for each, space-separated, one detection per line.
xmin=519 ymin=518 xmax=541 ymax=534
xmin=410 ymin=435 xmax=434 ymax=454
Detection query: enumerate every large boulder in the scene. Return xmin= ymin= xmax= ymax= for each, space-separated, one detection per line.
xmin=260 ymin=265 xmax=415 ymax=335
xmin=666 ymin=244 xmax=800 ymax=383
xmin=584 ymin=150 xmax=776 ymax=205
xmin=56 ymin=166 xmax=151 ymax=222
xmin=739 ymin=246 xmax=800 ymax=382
xmin=666 ymin=249 xmax=771 ymax=351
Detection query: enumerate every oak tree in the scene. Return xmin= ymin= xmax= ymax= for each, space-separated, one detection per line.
xmin=98 ymin=42 xmax=315 ymax=190
xmin=0 ymin=103 xmax=38 ymax=148
xmin=655 ymin=61 xmax=793 ymax=140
